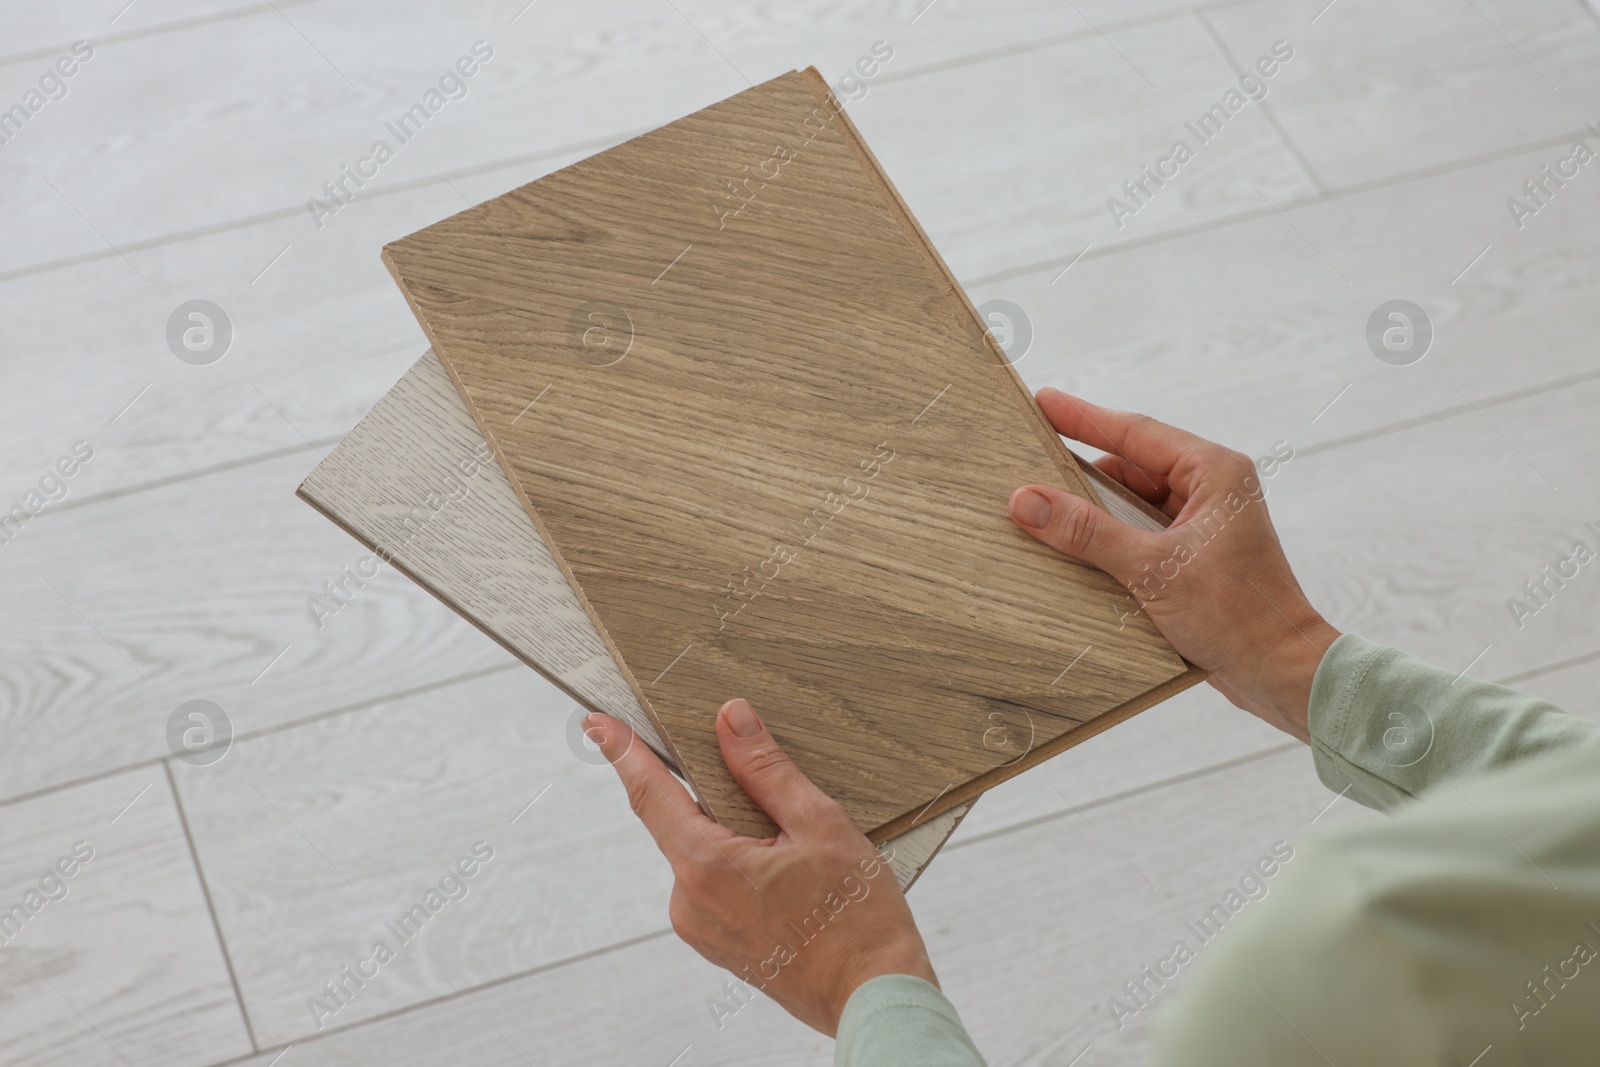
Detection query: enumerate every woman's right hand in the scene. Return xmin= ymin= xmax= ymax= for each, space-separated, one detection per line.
xmin=1007 ymin=387 xmax=1340 ymax=743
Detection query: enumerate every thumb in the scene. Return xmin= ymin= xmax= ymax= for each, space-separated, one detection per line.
xmin=716 ymin=698 xmax=843 ymax=837
xmin=1008 ymin=484 xmax=1158 ymax=588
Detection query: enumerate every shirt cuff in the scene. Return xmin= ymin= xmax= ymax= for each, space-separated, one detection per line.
xmin=1307 ymin=632 xmax=1433 ymax=811
xmin=835 ymin=975 xmax=987 ymax=1067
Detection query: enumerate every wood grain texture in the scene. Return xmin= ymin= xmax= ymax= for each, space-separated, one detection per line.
xmin=0 ymin=768 xmax=251 ymax=1066
xmin=382 ymin=68 xmax=1196 ymax=840
xmin=1205 ymin=0 xmax=1600 ymax=190
xmin=0 ymin=449 xmax=511 ymax=805
xmin=297 ymin=349 xmax=970 ymax=890
xmin=0 ymin=0 xmax=1315 ymax=280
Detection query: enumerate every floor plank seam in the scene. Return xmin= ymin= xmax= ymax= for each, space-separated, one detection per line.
xmin=46 ymin=437 xmax=345 ymax=519
xmin=970 ymin=126 xmax=1595 ymax=288
xmin=163 ymin=759 xmax=262 ymax=1055
xmin=0 ymin=130 xmax=642 ymax=286
xmin=1293 ymin=364 xmax=1600 ymax=460
xmin=1191 ymin=7 xmax=1329 ymax=197
xmin=1499 ymin=646 xmax=1600 ymax=687
xmin=871 ymin=0 xmax=1259 ymax=92
xmin=0 ymin=0 xmax=329 ymax=70
xmin=942 ymin=741 xmax=1303 ymax=854
xmin=0 ymin=660 xmax=521 ymax=814
xmin=4 ymin=88 xmax=1584 ymax=291
xmin=195 ymin=927 xmax=679 ymax=1066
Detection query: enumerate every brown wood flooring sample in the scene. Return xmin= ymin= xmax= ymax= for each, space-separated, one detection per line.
xmin=382 ymin=68 xmax=1202 ymax=841
xmin=295 ymin=349 xmax=973 ymax=890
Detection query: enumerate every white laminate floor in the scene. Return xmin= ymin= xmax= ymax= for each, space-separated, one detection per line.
xmin=2 ymin=1 xmax=1598 ymax=1064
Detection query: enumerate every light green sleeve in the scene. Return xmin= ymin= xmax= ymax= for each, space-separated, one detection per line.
xmin=834 ymin=975 xmax=986 ymax=1067
xmin=1306 ymin=633 xmax=1598 ymax=810
xmin=1152 ymin=633 xmax=1600 ymax=1066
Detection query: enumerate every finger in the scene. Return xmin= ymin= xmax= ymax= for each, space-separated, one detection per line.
xmin=1037 ymin=388 xmax=1215 ymax=482
xmin=716 ymin=698 xmax=844 ymax=838
xmin=1008 ymin=484 xmax=1164 ymax=588
xmin=1092 ymin=454 xmax=1170 ymax=507
xmin=587 ymin=713 xmax=727 ymax=858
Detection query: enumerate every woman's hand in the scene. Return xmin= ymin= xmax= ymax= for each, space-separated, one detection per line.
xmin=1008 ymin=387 xmax=1340 ymax=742
xmin=585 ymin=698 xmax=937 ymax=1036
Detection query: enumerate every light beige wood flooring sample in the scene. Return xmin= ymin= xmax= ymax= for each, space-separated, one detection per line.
xmin=382 ymin=68 xmax=1202 ymax=841
xmin=297 ymin=350 xmax=971 ymax=889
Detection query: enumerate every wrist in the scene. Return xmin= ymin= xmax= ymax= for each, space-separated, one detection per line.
xmin=1248 ymin=614 xmax=1339 ymax=743
xmin=825 ymin=939 xmax=937 ymax=1035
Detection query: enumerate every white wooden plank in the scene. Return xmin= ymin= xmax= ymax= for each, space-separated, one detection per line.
xmin=296 ymin=349 xmax=971 ymax=892
xmin=1272 ymin=377 xmax=1600 ymax=682
xmin=846 ymin=14 xmax=1319 ymax=281
xmin=0 ymin=0 xmax=711 ymax=275
xmin=0 ymin=0 xmax=321 ymax=62
xmin=0 ymin=162 xmax=582 ymax=507
xmin=0 ymin=448 xmax=509 ymax=802
xmin=1205 ymin=0 xmax=1600 ymax=190
xmin=969 ymin=140 xmax=1600 ymax=459
xmin=0 ymin=767 xmax=251 ymax=1066
xmin=674 ymin=0 xmax=1250 ymax=89
xmin=172 ymin=666 xmax=679 ymax=1046
xmin=1506 ymin=653 xmax=1600 ymax=719
xmin=0 ymin=0 xmax=1314 ymax=280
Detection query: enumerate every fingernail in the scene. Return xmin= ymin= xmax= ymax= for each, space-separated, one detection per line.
xmin=722 ymin=698 xmax=762 ymax=738
xmin=1010 ymin=488 xmax=1052 ymax=528
xmin=582 ymin=713 xmax=606 ymax=741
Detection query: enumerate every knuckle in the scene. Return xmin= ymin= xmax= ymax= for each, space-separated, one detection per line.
xmin=667 ymin=895 xmax=697 ymax=942
xmin=1056 ymin=498 xmax=1100 ymax=553
xmin=1216 ymin=448 xmax=1253 ymax=479
xmin=672 ymin=857 xmax=710 ymax=894
xmin=740 ymin=740 xmax=792 ymax=780
xmin=802 ymin=791 xmax=850 ymax=828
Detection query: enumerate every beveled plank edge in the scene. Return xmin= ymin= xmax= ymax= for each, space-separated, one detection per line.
xmin=804 ymin=66 xmax=1108 ymax=513
xmin=374 ymin=238 xmax=705 ymax=826
xmin=896 ymin=796 xmax=974 ymax=893
xmin=864 ymin=448 xmax=1202 ymax=842
xmin=1074 ymin=448 xmax=1173 ymax=529
xmin=292 ymin=480 xmax=683 ymax=770
xmin=869 ymin=663 xmax=1210 ymax=843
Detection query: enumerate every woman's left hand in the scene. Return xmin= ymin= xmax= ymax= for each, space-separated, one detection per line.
xmin=586 ymin=697 xmax=938 ymax=1036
